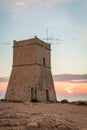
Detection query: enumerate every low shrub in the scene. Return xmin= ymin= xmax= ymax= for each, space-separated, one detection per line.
xmin=56 ymin=101 xmax=60 ymax=103
xmin=60 ymin=99 xmax=69 ymax=104
xmin=77 ymin=101 xmax=87 ymax=106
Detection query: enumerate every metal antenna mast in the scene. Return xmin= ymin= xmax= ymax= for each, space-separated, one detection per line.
xmin=46 ymin=28 xmax=48 ymax=43
xmin=43 ymin=29 xmax=62 ymax=45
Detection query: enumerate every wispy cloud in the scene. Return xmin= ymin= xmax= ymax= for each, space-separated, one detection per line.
xmin=0 ymin=0 xmax=74 ymax=7
xmin=0 ymin=0 xmax=74 ymax=20
xmin=54 ymin=76 xmax=87 ymax=95
xmin=0 ymin=0 xmax=74 ymax=14
xmin=0 ymin=77 xmax=8 ymax=93
xmin=53 ymin=74 xmax=87 ymax=83
xmin=0 ymin=77 xmax=9 ymax=83
xmin=26 ymin=0 xmax=73 ymax=8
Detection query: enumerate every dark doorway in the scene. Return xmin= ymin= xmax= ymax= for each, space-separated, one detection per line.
xmin=31 ymin=88 xmax=34 ymax=101
xmin=43 ymin=57 xmax=45 ymax=66
xmin=46 ymin=89 xmax=49 ymax=101
xmin=31 ymin=87 xmax=37 ymax=102
xmin=35 ymin=87 xmax=37 ymax=100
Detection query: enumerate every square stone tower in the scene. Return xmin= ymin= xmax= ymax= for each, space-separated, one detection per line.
xmin=5 ymin=37 xmax=56 ymax=102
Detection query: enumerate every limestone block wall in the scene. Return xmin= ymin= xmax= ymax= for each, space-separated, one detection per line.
xmin=13 ymin=43 xmax=37 ymax=66
xmin=35 ymin=66 xmax=56 ymax=102
xmin=5 ymin=65 xmax=37 ymax=102
xmin=36 ymin=44 xmax=51 ymax=67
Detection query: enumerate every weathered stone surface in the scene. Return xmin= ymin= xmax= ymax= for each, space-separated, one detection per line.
xmin=5 ymin=37 xmax=56 ymax=102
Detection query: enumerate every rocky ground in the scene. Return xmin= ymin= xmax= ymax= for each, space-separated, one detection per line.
xmin=0 ymin=101 xmax=87 ymax=130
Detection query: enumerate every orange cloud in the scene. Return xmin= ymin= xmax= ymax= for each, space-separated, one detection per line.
xmin=0 ymin=82 xmax=8 ymax=93
xmin=54 ymin=81 xmax=87 ymax=94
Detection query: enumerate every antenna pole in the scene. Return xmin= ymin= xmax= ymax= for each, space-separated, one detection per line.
xmin=46 ymin=28 xmax=48 ymax=43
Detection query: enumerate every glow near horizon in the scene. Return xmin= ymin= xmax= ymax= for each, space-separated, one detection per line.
xmin=0 ymin=0 xmax=87 ymax=97
xmin=0 ymin=80 xmax=87 ymax=96
xmin=54 ymin=81 xmax=87 ymax=94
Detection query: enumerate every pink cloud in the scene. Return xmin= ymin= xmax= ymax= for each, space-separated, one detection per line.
xmin=54 ymin=81 xmax=87 ymax=95
xmin=0 ymin=82 xmax=8 ymax=93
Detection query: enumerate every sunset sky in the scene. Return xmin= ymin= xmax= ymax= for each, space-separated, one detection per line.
xmin=0 ymin=0 xmax=87 ymax=101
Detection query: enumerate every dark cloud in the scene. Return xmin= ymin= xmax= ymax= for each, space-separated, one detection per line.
xmin=53 ymin=74 xmax=87 ymax=83
xmin=1 ymin=75 xmax=87 ymax=83
xmin=0 ymin=77 xmax=9 ymax=83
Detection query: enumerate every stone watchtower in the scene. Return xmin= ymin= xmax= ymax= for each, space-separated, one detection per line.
xmin=5 ymin=37 xmax=56 ymax=102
